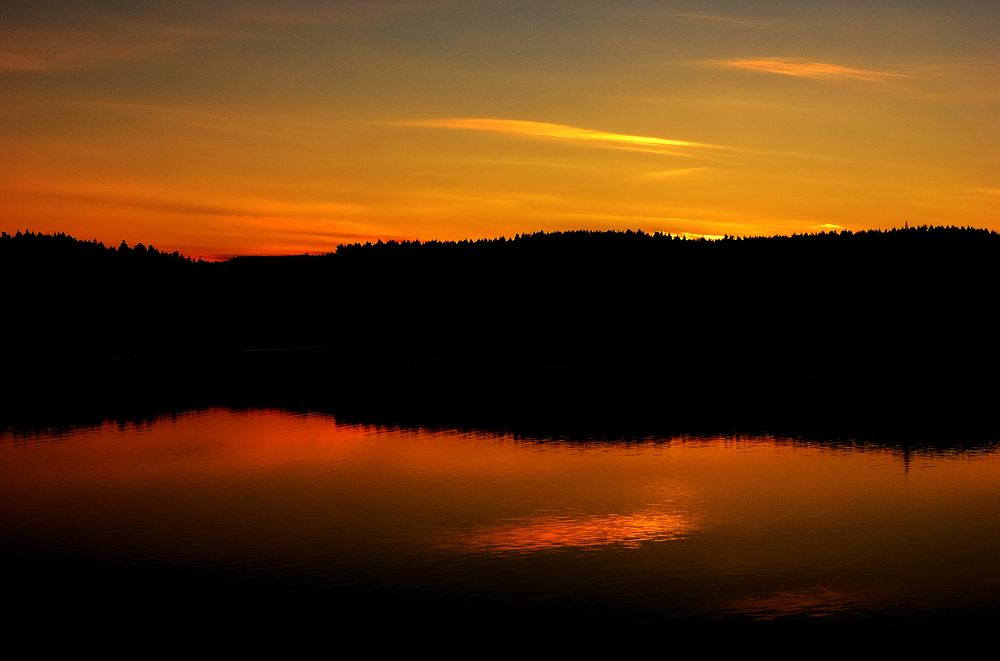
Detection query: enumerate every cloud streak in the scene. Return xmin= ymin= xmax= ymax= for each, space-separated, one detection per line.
xmin=718 ymin=58 xmax=903 ymax=83
xmin=642 ymin=167 xmax=710 ymax=180
xmin=235 ymin=0 xmax=448 ymax=27
xmin=0 ymin=34 xmax=188 ymax=72
xmin=0 ymin=1 xmax=442 ymax=73
xmin=663 ymin=12 xmax=774 ymax=30
xmin=399 ymin=118 xmax=715 ymax=154
xmin=20 ymin=185 xmax=364 ymax=220
xmin=0 ymin=11 xmax=229 ymax=73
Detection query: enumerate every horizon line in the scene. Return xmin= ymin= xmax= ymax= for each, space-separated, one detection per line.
xmin=4 ymin=223 xmax=997 ymax=262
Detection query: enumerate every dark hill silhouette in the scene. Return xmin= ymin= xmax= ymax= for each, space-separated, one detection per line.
xmin=2 ymin=225 xmax=999 ymax=436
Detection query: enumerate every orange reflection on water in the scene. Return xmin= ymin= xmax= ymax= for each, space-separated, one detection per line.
xmin=439 ymin=506 xmax=695 ymax=554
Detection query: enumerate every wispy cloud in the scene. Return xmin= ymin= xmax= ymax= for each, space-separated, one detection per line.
xmin=0 ymin=4 xmax=233 ymax=72
xmin=398 ymin=118 xmax=716 ymax=154
xmin=717 ymin=58 xmax=904 ymax=83
xmin=21 ymin=184 xmax=364 ymax=220
xmin=0 ymin=1 xmax=442 ymax=73
xmin=966 ymin=187 xmax=1000 ymax=199
xmin=642 ymin=167 xmax=710 ymax=180
xmin=0 ymin=32 xmax=193 ymax=72
xmin=663 ymin=12 xmax=774 ymax=30
xmin=235 ymin=0 xmax=447 ymax=27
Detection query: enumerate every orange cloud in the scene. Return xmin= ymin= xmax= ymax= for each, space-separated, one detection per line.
xmin=0 ymin=15 xmax=230 ymax=73
xmin=0 ymin=2 xmax=439 ymax=73
xmin=719 ymin=58 xmax=903 ymax=82
xmin=642 ymin=167 xmax=710 ymax=180
xmin=966 ymin=187 xmax=1000 ymax=199
xmin=19 ymin=184 xmax=364 ymax=220
xmin=0 ymin=36 xmax=182 ymax=72
xmin=399 ymin=118 xmax=715 ymax=154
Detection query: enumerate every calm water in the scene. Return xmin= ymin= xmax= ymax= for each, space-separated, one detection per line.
xmin=4 ymin=408 xmax=1000 ymax=640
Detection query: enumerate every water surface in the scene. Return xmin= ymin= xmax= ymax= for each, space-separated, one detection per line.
xmin=3 ymin=408 xmax=1000 ymax=639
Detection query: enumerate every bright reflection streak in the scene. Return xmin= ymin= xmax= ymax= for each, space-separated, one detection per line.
xmin=437 ymin=506 xmax=695 ymax=554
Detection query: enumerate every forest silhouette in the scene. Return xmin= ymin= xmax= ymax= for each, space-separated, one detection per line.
xmin=3 ymin=226 xmax=998 ymax=436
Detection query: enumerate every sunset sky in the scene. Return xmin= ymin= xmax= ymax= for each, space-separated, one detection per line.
xmin=2 ymin=0 xmax=999 ymax=257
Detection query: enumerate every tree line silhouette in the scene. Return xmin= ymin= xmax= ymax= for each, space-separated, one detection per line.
xmin=3 ymin=225 xmax=999 ymax=434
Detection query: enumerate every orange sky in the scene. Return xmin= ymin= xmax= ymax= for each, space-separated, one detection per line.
xmin=2 ymin=1 xmax=999 ymax=257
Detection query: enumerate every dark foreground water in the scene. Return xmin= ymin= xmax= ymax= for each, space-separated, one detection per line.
xmin=3 ymin=408 xmax=1000 ymax=647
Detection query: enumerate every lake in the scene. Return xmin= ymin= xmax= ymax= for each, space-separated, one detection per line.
xmin=3 ymin=407 xmax=1000 ymax=646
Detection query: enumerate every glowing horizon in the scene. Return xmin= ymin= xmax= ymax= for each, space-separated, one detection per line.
xmin=2 ymin=1 xmax=998 ymax=258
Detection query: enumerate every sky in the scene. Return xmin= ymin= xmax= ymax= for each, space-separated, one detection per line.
xmin=2 ymin=0 xmax=999 ymax=257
